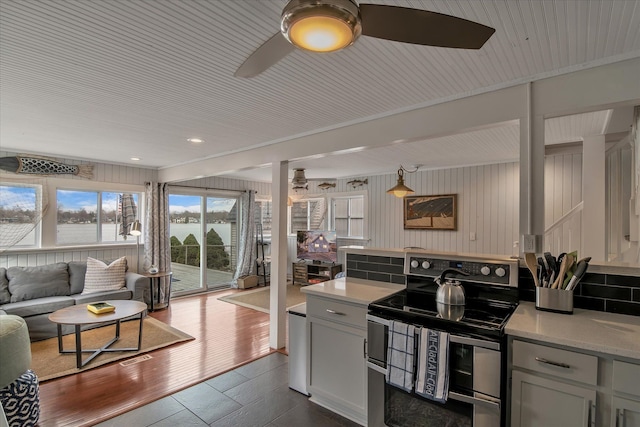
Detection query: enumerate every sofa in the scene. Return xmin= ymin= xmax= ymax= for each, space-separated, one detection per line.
xmin=0 ymin=258 xmax=148 ymax=341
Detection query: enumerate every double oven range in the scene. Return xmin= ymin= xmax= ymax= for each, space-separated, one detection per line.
xmin=367 ymin=252 xmax=519 ymax=427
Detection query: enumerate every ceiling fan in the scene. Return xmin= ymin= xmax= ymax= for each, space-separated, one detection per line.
xmin=235 ymin=0 xmax=495 ymax=78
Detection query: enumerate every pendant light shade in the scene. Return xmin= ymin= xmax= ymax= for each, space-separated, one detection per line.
xmin=387 ymin=168 xmax=415 ymax=198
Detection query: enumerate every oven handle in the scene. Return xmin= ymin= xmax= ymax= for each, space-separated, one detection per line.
xmin=449 ymin=335 xmax=500 ymax=351
xmin=365 ymin=361 xmax=500 ymax=411
xmin=367 ymin=314 xmax=499 ymax=351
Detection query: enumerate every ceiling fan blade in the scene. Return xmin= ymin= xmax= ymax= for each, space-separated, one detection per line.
xmin=359 ymin=4 xmax=495 ymax=49
xmin=234 ymin=32 xmax=296 ymax=78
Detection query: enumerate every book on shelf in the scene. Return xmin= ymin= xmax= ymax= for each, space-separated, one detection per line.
xmin=87 ymin=302 xmax=115 ymax=314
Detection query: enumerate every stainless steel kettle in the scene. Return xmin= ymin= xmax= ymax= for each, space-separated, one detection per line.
xmin=435 ymin=268 xmax=470 ymax=306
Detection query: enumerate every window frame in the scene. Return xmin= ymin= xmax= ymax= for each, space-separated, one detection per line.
xmin=287 ymin=190 xmax=367 ymax=239
xmin=55 ymin=187 xmax=144 ymax=246
xmin=0 ymin=182 xmax=43 ymax=249
xmin=330 ymin=193 xmax=366 ymax=239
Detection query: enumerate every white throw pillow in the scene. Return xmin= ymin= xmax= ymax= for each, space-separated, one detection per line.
xmin=81 ymin=257 xmax=127 ymax=295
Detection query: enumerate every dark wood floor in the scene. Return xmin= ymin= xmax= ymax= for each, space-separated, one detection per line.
xmin=37 ymin=289 xmax=280 ymax=427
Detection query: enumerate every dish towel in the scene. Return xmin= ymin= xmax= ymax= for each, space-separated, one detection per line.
xmin=385 ymin=320 xmax=417 ymax=392
xmin=415 ymin=328 xmax=450 ymax=403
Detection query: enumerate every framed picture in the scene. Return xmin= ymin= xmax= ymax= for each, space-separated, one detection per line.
xmin=404 ymin=194 xmax=457 ymax=230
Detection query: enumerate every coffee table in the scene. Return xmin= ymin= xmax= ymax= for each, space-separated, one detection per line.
xmin=48 ymin=300 xmax=147 ymax=369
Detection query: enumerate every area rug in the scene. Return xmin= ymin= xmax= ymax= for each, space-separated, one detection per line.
xmin=218 ymin=284 xmax=306 ymax=313
xmin=31 ymin=317 xmax=194 ymax=382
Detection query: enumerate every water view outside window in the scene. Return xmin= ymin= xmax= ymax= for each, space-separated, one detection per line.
xmin=169 ymin=194 xmax=237 ymax=294
xmin=57 ymin=190 xmax=140 ymax=244
xmin=0 ymin=184 xmax=39 ymax=248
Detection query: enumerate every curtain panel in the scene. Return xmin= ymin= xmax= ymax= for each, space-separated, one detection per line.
xmin=233 ymin=190 xmax=257 ymax=288
xmin=144 ymin=182 xmax=172 ymax=308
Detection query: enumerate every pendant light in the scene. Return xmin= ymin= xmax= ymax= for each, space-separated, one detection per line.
xmin=387 ymin=166 xmax=418 ymax=198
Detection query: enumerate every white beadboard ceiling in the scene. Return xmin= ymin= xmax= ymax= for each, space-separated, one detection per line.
xmin=1 ymin=0 xmax=639 ymax=183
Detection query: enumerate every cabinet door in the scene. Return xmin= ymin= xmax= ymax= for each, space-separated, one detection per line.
xmin=612 ymin=397 xmax=640 ymax=427
xmin=511 ymin=370 xmax=596 ymax=427
xmin=308 ymin=317 xmax=366 ymax=421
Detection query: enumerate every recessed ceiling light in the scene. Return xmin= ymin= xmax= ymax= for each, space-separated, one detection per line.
xmin=187 ymin=138 xmax=204 ymax=143
xmin=130 ymin=157 xmax=141 ymax=161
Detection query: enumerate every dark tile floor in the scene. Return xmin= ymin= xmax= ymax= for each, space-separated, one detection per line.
xmin=95 ymin=353 xmax=360 ymax=427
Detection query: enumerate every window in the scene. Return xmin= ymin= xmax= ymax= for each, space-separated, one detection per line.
xmin=288 ymin=194 xmax=366 ymax=238
xmin=0 ymin=183 xmax=42 ymax=248
xmin=57 ymin=189 xmax=140 ymax=244
xmin=332 ymin=195 xmax=364 ymax=238
xmin=290 ymin=198 xmax=326 ymax=234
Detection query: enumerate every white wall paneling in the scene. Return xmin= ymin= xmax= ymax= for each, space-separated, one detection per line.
xmin=366 ymin=163 xmax=520 ymax=256
xmin=0 ymin=246 xmax=138 ymax=269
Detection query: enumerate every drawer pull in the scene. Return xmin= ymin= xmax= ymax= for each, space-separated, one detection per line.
xmin=326 ymin=309 xmax=346 ymax=315
xmin=535 ymin=357 xmax=571 ymax=369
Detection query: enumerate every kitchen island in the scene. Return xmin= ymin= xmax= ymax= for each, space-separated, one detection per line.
xmin=301 ymin=277 xmax=404 ymax=426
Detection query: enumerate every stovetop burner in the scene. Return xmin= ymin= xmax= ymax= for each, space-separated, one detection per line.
xmin=368 ymin=252 xmax=520 ymax=340
xmin=370 ymin=290 xmax=517 ymax=333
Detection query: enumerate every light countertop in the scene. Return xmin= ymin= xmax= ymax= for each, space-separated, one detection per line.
xmin=300 ymin=277 xmax=405 ymax=306
xmin=506 ymin=302 xmax=640 ymax=361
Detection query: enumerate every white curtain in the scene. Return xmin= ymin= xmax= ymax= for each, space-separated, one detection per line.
xmin=144 ymin=182 xmax=172 ymax=308
xmin=233 ymin=190 xmax=257 ymax=288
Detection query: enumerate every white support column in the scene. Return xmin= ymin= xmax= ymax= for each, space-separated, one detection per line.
xmin=520 ymin=83 xmax=545 ymax=255
xmin=583 ymin=135 xmax=606 ymax=262
xmin=270 ymin=160 xmax=288 ymax=349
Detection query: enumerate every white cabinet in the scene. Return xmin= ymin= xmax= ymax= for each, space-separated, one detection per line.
xmin=612 ymin=397 xmax=640 ymax=427
xmin=510 ymin=340 xmax=598 ymax=427
xmin=306 ymin=294 xmax=367 ymax=426
xmin=612 ymin=360 xmax=640 ymax=427
xmin=511 ymin=370 xmax=596 ymax=427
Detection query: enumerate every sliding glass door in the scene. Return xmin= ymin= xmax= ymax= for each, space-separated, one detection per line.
xmin=169 ymin=192 xmax=238 ymax=296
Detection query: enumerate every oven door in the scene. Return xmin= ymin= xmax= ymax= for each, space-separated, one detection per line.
xmin=367 ymin=315 xmax=502 ymax=427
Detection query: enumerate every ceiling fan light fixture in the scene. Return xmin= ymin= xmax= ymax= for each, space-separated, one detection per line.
xmin=281 ymin=0 xmax=362 ymax=53
xmin=387 ymin=168 xmax=415 ymax=198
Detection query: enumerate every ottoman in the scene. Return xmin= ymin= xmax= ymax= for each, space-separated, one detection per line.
xmin=0 ymin=315 xmax=40 ymax=427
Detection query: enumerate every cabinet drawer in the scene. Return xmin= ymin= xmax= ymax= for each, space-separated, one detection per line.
xmin=512 ymin=340 xmax=597 ymax=385
xmin=613 ymin=360 xmax=640 ymax=396
xmin=307 ymin=297 xmax=366 ymax=329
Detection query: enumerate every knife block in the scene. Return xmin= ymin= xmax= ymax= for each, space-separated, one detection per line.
xmin=535 ymin=287 xmax=573 ymax=314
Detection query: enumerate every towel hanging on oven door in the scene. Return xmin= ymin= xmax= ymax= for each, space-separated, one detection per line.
xmin=385 ymin=320 xmax=417 ymax=392
xmin=415 ymin=328 xmax=450 ymax=403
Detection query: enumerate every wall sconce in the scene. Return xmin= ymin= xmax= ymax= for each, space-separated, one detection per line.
xmin=387 ymin=166 xmax=418 ymax=198
xmin=129 ymin=220 xmax=142 ymax=272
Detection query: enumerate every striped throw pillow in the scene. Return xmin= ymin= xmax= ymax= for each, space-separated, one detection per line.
xmin=81 ymin=257 xmax=127 ymax=295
